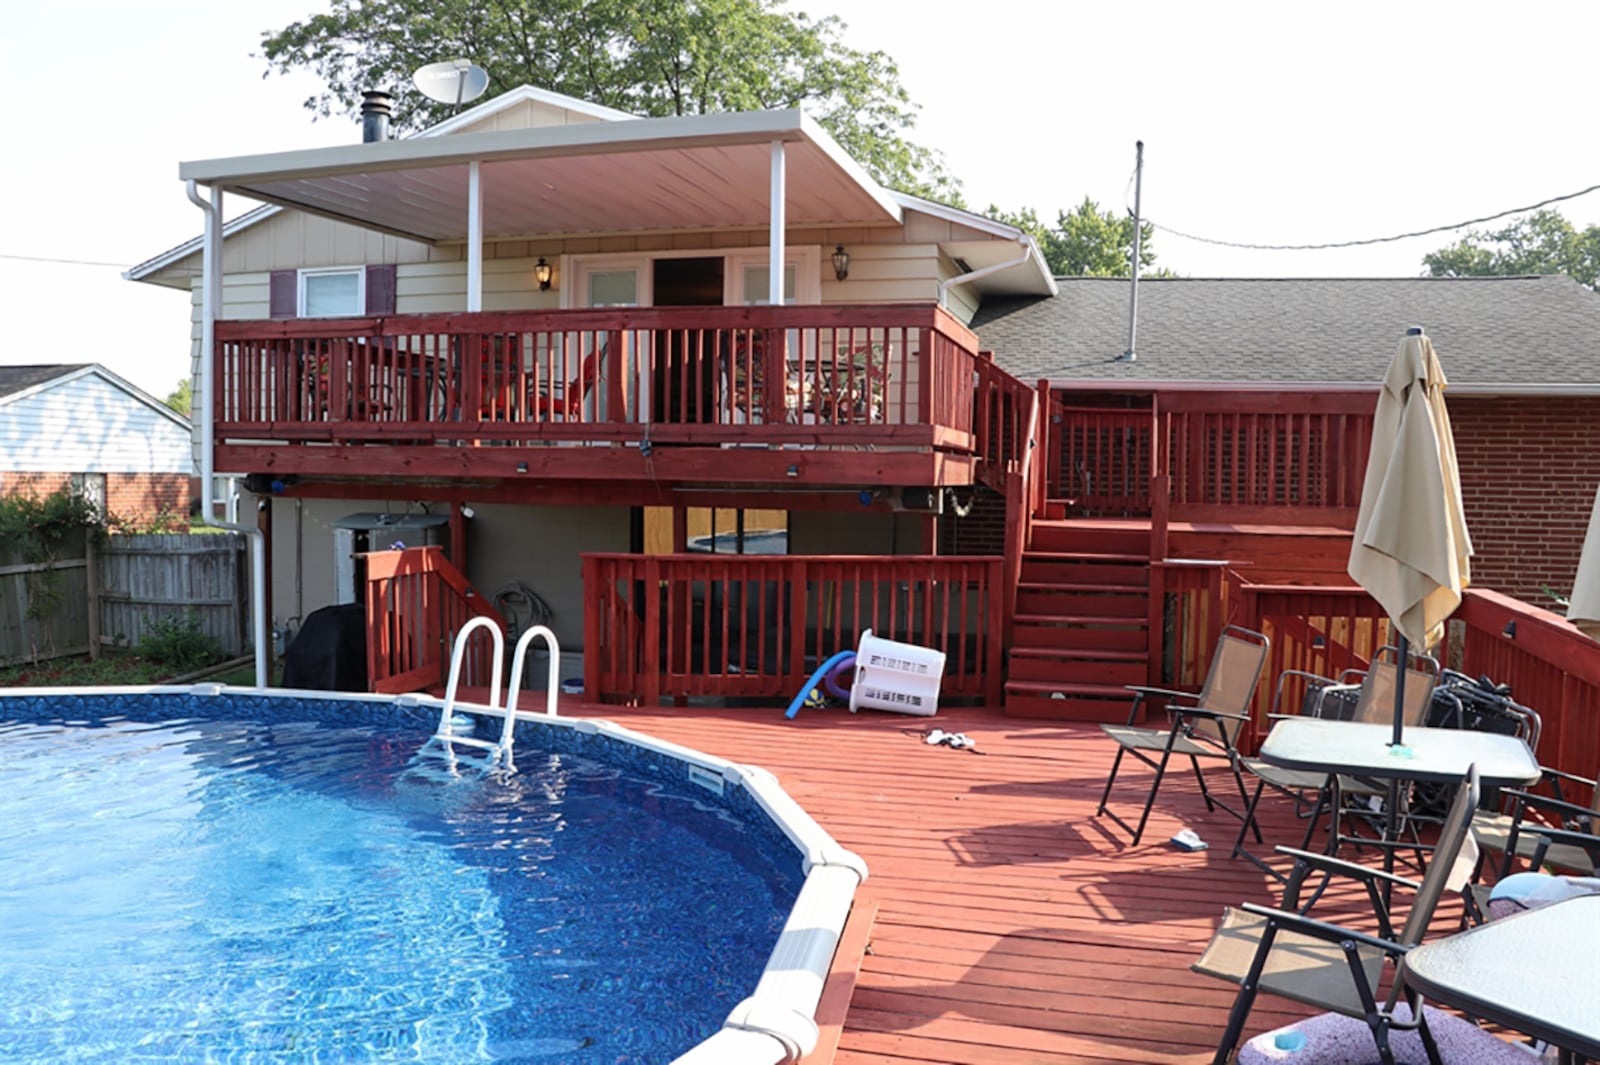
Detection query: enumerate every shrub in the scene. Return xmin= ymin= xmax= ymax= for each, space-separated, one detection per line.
xmin=136 ymin=613 xmax=223 ymax=673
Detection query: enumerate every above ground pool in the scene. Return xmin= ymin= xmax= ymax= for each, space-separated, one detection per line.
xmin=0 ymin=686 xmax=864 ymax=1064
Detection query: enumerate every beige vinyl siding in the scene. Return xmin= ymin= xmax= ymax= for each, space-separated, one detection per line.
xmin=452 ymin=98 xmax=616 ymax=134
xmin=271 ymin=498 xmax=628 ymax=653
xmin=938 ymin=253 xmax=981 ymax=323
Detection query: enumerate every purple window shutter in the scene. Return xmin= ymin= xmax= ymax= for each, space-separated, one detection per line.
xmin=366 ymin=264 xmax=397 ymax=316
xmin=269 ymin=270 xmax=297 ymax=319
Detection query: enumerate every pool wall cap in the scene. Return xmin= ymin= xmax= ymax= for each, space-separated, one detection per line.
xmin=717 ymin=999 xmax=817 ymax=1061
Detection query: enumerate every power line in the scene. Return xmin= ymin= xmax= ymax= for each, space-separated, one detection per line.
xmin=0 ymin=251 xmax=135 ymax=268
xmin=1148 ymin=182 xmax=1600 ymax=252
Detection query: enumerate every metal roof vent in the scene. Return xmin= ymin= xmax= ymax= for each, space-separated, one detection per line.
xmin=361 ymin=91 xmax=394 ymax=143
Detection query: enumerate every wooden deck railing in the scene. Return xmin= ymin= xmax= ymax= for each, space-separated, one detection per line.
xmin=1163 ymin=392 xmax=1375 ymax=525
xmin=1045 ymin=390 xmax=1376 ymax=527
xmin=581 ymin=553 xmax=1005 ymax=707
xmin=1187 ymin=581 xmax=1600 ymax=787
xmin=1454 ymin=589 xmax=1600 ymax=793
xmin=214 ymin=303 xmax=979 ymax=451
xmin=364 ymin=546 xmax=505 ymax=694
xmin=1046 ymin=402 xmax=1154 ymax=516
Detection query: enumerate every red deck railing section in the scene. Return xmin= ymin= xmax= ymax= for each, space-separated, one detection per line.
xmin=581 ymin=553 xmax=1005 ymax=707
xmin=364 ymin=547 xmax=505 ymax=695
xmin=1163 ymin=392 xmax=1375 ymax=525
xmin=1044 ymin=391 xmax=1376 ymax=525
xmin=213 ymin=303 xmax=978 ymax=450
xmin=1454 ymin=589 xmax=1600 ymax=796
xmin=1178 ymin=581 xmax=1600 ymax=792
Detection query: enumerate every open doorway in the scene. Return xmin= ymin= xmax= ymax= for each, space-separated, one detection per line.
xmin=653 ymin=257 xmax=723 ymax=423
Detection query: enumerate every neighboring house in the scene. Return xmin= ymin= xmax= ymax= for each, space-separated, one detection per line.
xmin=0 ymin=364 xmax=193 ymax=525
xmin=124 ymin=83 xmax=1597 ymax=717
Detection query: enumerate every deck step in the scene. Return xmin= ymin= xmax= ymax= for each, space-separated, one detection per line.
xmin=1002 ymin=679 xmax=1135 ymax=721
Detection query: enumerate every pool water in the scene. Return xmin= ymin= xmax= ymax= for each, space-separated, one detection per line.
xmin=0 ymin=708 xmax=801 ymax=1063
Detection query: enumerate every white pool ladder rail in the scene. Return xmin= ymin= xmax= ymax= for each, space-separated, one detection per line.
xmin=412 ymin=618 xmax=564 ymax=780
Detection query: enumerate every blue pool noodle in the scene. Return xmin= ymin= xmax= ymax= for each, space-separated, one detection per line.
xmin=785 ymin=650 xmax=857 ymax=719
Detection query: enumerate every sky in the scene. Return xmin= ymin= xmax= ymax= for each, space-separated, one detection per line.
xmin=3 ymin=0 xmax=1596 ymax=398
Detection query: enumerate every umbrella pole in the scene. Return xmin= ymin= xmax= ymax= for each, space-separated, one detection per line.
xmin=1383 ymin=634 xmax=1411 ymax=896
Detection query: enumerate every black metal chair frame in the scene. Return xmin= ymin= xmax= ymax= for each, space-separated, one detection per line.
xmin=1095 ymin=625 xmax=1270 ymax=846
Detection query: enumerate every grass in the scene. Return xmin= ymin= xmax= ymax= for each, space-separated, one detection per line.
xmin=0 ymin=652 xmax=267 ymax=688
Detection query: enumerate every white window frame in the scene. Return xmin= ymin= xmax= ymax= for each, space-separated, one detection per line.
xmin=298 ymin=266 xmax=366 ymax=318
xmin=725 ymin=246 xmax=822 ymax=306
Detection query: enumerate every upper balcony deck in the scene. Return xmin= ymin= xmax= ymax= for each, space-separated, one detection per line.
xmin=212 ymin=302 xmax=985 ymax=491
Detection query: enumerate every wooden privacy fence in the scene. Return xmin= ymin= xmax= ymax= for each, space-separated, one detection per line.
xmin=0 ymin=533 xmax=247 ymax=667
xmin=99 ymin=534 xmax=246 ymax=655
xmin=583 ymin=553 xmax=1005 ymax=707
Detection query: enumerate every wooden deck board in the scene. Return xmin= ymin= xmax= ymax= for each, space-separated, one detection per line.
xmin=504 ymin=698 xmax=1469 ymax=1064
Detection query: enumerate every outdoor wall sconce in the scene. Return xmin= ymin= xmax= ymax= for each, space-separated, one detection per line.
xmin=534 ymin=257 xmax=553 ymax=291
xmin=831 ymin=245 xmax=850 ymax=281
xmin=516 ymin=461 xmax=529 ymax=474
xmin=1503 ymin=620 xmax=1517 ymax=639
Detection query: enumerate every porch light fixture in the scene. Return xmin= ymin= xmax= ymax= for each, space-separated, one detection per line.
xmin=1503 ymin=620 xmax=1517 ymax=639
xmin=534 ymin=257 xmax=553 ymax=291
xmin=831 ymin=245 xmax=850 ymax=281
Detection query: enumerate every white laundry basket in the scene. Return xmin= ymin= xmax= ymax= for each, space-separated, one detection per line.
xmin=848 ymin=629 xmax=945 ymax=716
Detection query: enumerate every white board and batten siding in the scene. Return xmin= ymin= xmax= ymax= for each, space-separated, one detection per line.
xmin=0 ymin=368 xmax=191 ymax=475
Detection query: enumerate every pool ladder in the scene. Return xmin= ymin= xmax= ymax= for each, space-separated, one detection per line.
xmin=409 ymin=617 xmax=562 ymax=779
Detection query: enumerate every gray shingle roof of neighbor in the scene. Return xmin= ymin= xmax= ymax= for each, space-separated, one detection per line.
xmin=0 ymin=364 xmax=89 ymax=401
xmin=970 ymin=275 xmax=1600 ymax=392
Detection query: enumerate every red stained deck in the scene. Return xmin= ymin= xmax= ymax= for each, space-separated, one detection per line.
xmin=507 ymin=698 xmax=1470 ymax=1064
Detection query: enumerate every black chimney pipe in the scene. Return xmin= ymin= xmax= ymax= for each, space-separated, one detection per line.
xmin=361 ymin=91 xmax=394 ymax=143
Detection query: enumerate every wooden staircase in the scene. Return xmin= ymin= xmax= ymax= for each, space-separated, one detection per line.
xmin=1003 ymin=517 xmax=1152 ymax=720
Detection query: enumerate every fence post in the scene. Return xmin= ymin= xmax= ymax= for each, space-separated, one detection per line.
xmin=85 ymin=536 xmax=101 ymax=661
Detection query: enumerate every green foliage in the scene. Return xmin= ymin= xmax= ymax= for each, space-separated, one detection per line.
xmin=0 ymin=651 xmax=174 ymax=688
xmin=164 ymin=377 xmax=192 ymax=417
xmin=260 ymin=0 xmax=961 ymax=203
xmin=987 ymin=198 xmax=1175 ymax=278
xmin=135 ymin=613 xmax=224 ymax=674
xmin=0 ymin=488 xmax=113 ymax=622
xmin=1423 ymin=209 xmax=1600 ymax=292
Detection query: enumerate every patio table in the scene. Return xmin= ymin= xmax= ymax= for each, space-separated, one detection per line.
xmin=1255 ymin=719 xmax=1540 ymax=880
xmin=1401 ymin=894 xmax=1600 ymax=1063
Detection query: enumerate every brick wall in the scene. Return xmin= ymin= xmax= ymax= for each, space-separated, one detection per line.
xmin=939 ymin=486 xmax=1006 ymax=555
xmin=1450 ymin=395 xmax=1600 ymax=611
xmin=0 ymin=472 xmax=191 ymax=527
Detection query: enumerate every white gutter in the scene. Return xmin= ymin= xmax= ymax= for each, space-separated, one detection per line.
xmin=187 ymin=179 xmax=271 ymax=688
xmin=937 ymin=236 xmax=1036 ymax=307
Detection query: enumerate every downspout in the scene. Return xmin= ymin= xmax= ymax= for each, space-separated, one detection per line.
xmin=936 ymin=235 xmax=1036 ymax=308
xmin=187 ymin=179 xmax=271 ymax=688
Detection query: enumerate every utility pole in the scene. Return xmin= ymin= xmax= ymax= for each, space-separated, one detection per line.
xmin=1123 ymin=140 xmax=1144 ymax=362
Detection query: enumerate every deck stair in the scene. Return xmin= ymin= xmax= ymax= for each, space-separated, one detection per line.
xmin=1004 ymin=516 xmax=1152 ymax=721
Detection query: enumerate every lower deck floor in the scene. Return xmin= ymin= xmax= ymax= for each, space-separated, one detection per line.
xmin=522 ymin=700 xmax=1483 ymax=1064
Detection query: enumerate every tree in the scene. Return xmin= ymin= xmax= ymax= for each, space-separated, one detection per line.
xmin=163 ymin=378 xmax=192 ymax=417
xmin=1423 ymin=209 xmax=1600 ymax=292
xmin=260 ymin=0 xmax=961 ymax=203
xmin=987 ymin=198 xmax=1174 ymax=278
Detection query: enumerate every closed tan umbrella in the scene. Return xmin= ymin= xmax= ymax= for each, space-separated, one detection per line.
xmin=1348 ymin=328 xmax=1473 ymax=744
xmin=1568 ymin=484 xmax=1600 ymax=639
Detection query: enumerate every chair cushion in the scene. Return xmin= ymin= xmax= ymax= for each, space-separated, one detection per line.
xmin=1101 ymin=723 xmax=1224 ymax=758
xmin=1237 ymin=1003 xmax=1534 ymax=1064
xmin=1191 ymin=907 xmax=1385 ymax=1017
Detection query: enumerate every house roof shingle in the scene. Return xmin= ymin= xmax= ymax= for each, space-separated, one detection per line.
xmin=971 ymin=275 xmax=1600 ymax=391
xmin=0 ymin=364 xmax=88 ymax=401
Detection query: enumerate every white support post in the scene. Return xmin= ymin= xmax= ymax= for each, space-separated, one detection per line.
xmin=768 ymin=140 xmax=786 ymax=305
xmin=467 ymin=160 xmax=483 ymax=312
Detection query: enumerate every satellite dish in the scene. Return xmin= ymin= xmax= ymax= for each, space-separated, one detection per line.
xmin=413 ymin=59 xmax=489 ymax=107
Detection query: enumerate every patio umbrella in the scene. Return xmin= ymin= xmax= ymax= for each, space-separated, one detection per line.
xmin=1348 ymin=327 xmax=1473 ymax=747
xmin=1567 ymin=484 xmax=1600 ymax=639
